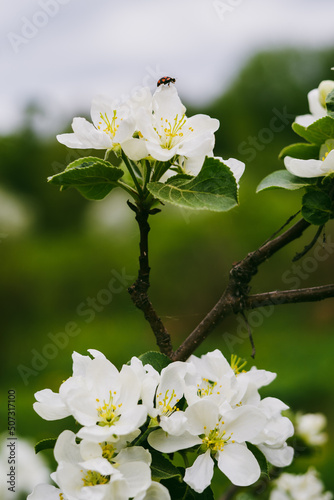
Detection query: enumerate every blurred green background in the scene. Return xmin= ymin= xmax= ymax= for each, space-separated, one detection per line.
xmin=1 ymin=48 xmax=334 ymax=498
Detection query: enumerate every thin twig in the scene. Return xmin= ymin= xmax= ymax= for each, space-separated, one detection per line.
xmin=240 ymin=311 xmax=256 ymax=358
xmin=264 ymin=209 xmax=301 ymax=244
xmin=292 ymin=224 xmax=324 ymax=262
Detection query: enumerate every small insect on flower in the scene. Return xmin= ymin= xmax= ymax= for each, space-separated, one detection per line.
xmin=157 ymin=76 xmax=176 ymax=87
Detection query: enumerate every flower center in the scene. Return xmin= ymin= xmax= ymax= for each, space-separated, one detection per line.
xmin=156 ymin=388 xmax=180 ymax=416
xmin=101 ymin=442 xmax=116 ymax=462
xmin=201 ymin=420 xmax=234 ymax=455
xmin=197 ymin=378 xmax=222 ymax=398
xmin=155 ymin=114 xmax=192 ymax=149
xmin=96 ymin=391 xmax=122 ymax=427
xmin=81 ymin=470 xmax=109 ymax=487
xmin=98 ymin=110 xmax=122 ymax=139
xmin=230 ymin=354 xmax=247 ymax=375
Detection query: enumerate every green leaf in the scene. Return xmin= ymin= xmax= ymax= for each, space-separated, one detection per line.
xmin=147 ymin=157 xmax=238 ymax=212
xmin=279 ymin=142 xmax=319 ymax=160
xmin=246 ymin=443 xmax=270 ymax=478
xmin=325 ymin=88 xmax=334 ymax=119
xmin=35 ymin=437 xmax=57 ymax=454
xmin=138 ymin=351 xmax=172 ymax=373
xmin=302 ymin=190 xmax=333 ymax=225
xmin=292 ymin=116 xmax=334 ymax=146
xmin=48 ymin=157 xmax=124 ymax=200
xmin=256 ymin=170 xmax=315 ymax=192
xmin=150 ymin=451 xmax=182 ymax=481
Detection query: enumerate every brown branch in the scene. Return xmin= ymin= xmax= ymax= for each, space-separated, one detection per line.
xmin=127 ymin=202 xmax=173 ymax=357
xmin=172 ymin=217 xmax=313 ymax=361
xmin=245 ymin=284 xmax=334 ymax=308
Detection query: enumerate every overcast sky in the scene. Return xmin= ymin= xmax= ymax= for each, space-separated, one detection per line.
xmin=1 ymin=0 xmax=334 ymax=134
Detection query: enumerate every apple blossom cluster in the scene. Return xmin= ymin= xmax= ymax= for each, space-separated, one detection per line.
xmin=49 ymin=80 xmax=245 ymax=215
xmin=269 ymin=467 xmax=333 ymax=500
xmin=257 ymin=73 xmax=334 ymax=227
xmin=283 ymin=77 xmax=334 ymax=180
xmin=56 ymin=83 xmax=243 ymax=180
xmin=29 ymin=349 xmax=294 ymax=499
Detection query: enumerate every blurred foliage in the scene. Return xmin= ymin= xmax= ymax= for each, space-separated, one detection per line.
xmin=1 ymin=47 xmax=334 ymax=497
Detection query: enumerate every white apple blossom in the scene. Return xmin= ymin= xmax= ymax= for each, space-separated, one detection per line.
xmin=34 ymin=350 xmax=147 ymax=443
xmin=295 ymin=80 xmax=334 ymax=127
xmin=51 ymin=430 xmax=152 ymax=500
xmin=295 ymin=412 xmax=328 ymax=446
xmin=144 ymin=361 xmax=190 ymax=435
xmin=149 ymin=399 xmax=266 ymax=492
xmin=183 ymin=349 xmax=241 ymax=407
xmin=270 ymin=467 xmax=333 ymax=500
xmin=122 ymin=85 xmax=219 ymax=163
xmin=284 ymin=149 xmax=334 ymax=178
xmin=56 ymin=89 xmax=151 ymax=151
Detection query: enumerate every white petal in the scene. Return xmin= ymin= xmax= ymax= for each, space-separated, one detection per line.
xmin=57 ymin=117 xmax=112 ymax=149
xmin=54 ymin=430 xmax=81 ymax=464
xmin=257 ymin=443 xmax=294 ymax=467
xmin=153 ymin=85 xmax=186 ymax=123
xmin=148 ymin=429 xmax=201 ymax=453
xmin=87 ymin=349 xmax=106 ymax=360
xmin=119 ymin=364 xmax=142 ymax=410
xmin=80 ymin=440 xmax=102 ymax=461
xmin=217 ymin=443 xmax=260 ymax=486
xmin=284 ymin=156 xmax=325 ymax=178
xmin=33 ymin=389 xmax=70 ymax=421
xmin=160 ymin=411 xmax=188 ymax=435
xmin=116 ymin=446 xmax=152 ymax=466
xmin=183 ymin=155 xmax=206 ymax=176
xmin=222 ymin=157 xmax=245 ymax=185
xmin=259 ymin=397 xmax=289 ymax=417
xmin=239 ymin=367 xmax=277 ymax=389
xmin=79 ymin=457 xmax=114 ymax=476
xmin=117 ymin=461 xmax=151 ymax=497
xmin=72 ymin=351 xmax=94 ymax=377
xmin=295 ymin=113 xmax=317 ymax=127
xmin=179 ymin=133 xmax=215 ymax=159
xmin=184 ymin=450 xmax=214 ymax=493
xmin=27 ymin=484 xmax=63 ymax=500
xmin=185 ymin=114 xmax=220 ymax=136
xmin=122 ymin=138 xmax=149 ymax=161
xmin=308 ymin=88 xmax=325 ymax=117
xmin=223 ymin=406 xmax=266 ymax=442
xmin=145 ymin=142 xmax=178 ymax=161
xmin=186 ymin=399 xmax=219 ymax=436
xmin=134 ymin=481 xmax=171 ymax=500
